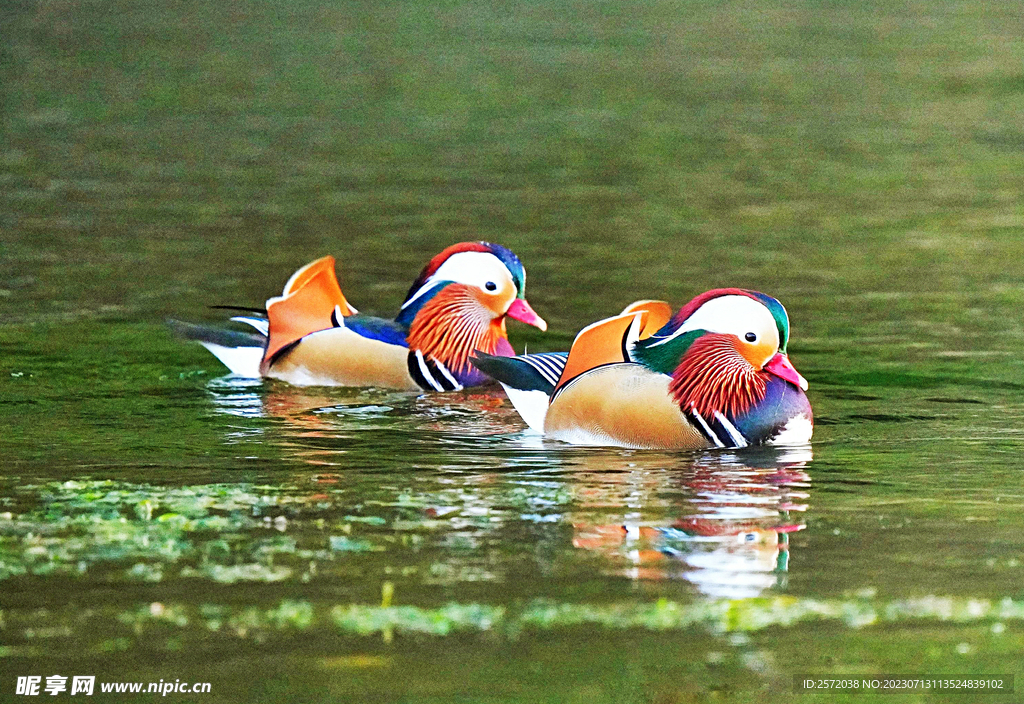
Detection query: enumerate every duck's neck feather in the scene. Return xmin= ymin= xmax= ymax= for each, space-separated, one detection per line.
xmin=669 ymin=334 xmax=767 ymax=419
xmin=395 ymin=282 xmax=445 ymax=328
xmin=632 ymin=330 xmax=700 ymax=375
xmin=405 ymin=284 xmax=506 ymax=375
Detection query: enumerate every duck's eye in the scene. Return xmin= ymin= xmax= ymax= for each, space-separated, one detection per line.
xmin=484 ymin=281 xmax=498 ymax=292
xmin=744 ymin=332 xmax=757 ymax=342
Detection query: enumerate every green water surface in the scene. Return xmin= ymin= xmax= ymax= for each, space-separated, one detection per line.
xmin=3 ymin=0 xmax=1024 ymax=702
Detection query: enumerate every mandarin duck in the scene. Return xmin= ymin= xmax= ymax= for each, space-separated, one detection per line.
xmin=471 ymin=289 xmax=812 ymax=449
xmin=174 ymin=242 xmax=546 ymax=390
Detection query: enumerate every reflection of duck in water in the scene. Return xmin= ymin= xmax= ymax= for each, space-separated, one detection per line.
xmin=569 ymin=450 xmax=811 ymax=597
xmin=206 ymin=380 xmax=527 ymax=438
xmin=173 ymin=242 xmax=546 ymax=389
xmin=204 ymin=377 xmax=535 ymax=470
xmin=473 ymin=290 xmax=812 ymax=449
xmin=572 ymin=519 xmax=804 ymax=597
xmin=663 ymin=520 xmax=805 ymax=599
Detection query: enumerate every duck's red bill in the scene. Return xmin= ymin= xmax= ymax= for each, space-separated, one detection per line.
xmin=507 ymin=298 xmax=547 ymax=331
xmin=765 ymin=353 xmax=808 ymax=391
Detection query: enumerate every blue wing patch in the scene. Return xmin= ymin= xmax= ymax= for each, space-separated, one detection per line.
xmin=343 ymin=315 xmax=410 ymax=348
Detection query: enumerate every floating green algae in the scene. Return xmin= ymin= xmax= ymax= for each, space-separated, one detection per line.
xmin=5 ymin=594 xmax=1024 ymax=659
xmin=0 ymin=480 xmax=364 ymax=582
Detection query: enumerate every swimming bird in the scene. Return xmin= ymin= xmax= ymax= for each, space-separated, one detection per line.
xmin=174 ymin=242 xmax=547 ymax=390
xmin=470 ymin=290 xmax=811 ymax=448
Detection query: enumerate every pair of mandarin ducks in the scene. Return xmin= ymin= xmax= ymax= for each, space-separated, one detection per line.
xmin=176 ymin=242 xmax=812 ymax=450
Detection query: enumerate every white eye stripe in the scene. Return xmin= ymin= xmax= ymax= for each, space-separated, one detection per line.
xmin=402 ymin=252 xmax=514 ymax=309
xmin=647 ymin=295 xmax=778 ymax=350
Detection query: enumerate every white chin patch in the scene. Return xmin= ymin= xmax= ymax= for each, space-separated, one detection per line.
xmin=769 ymin=413 xmax=813 ymax=446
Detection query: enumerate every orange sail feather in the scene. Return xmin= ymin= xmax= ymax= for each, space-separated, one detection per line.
xmin=262 ymin=256 xmax=358 ymax=371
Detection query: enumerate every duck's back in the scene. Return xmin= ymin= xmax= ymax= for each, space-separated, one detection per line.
xmin=266 ymin=323 xmax=417 ymax=389
xmin=545 ymin=364 xmax=709 ymax=449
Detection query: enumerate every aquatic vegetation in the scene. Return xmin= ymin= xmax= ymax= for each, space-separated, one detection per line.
xmin=0 ymin=480 xmax=359 ymax=582
xmin=4 ymin=593 xmax=1023 ymax=661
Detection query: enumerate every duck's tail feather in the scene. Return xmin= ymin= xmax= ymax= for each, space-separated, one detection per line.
xmin=167 ymin=319 xmax=266 ymax=378
xmin=470 ymin=351 xmax=567 ymax=393
xmin=167 ymin=319 xmax=265 ymax=348
xmin=209 ymin=304 xmax=267 ymax=314
xmin=470 ymin=352 xmax=567 ymax=432
xmin=263 ymin=256 xmax=358 ymax=372
xmin=228 ymin=316 xmax=269 ymax=337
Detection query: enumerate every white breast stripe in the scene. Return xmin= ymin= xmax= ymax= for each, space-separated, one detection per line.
xmin=415 ymin=350 xmax=445 ymax=391
xmin=713 ymin=411 xmax=748 ymax=448
xmin=690 ymin=409 xmax=725 ymax=448
xmin=432 ymin=358 xmax=464 ymax=391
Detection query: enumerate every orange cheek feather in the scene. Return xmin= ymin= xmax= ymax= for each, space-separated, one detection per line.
xmin=737 ymin=338 xmax=776 ymax=370
xmin=473 ymin=288 xmax=512 ymax=318
xmin=407 ymin=285 xmax=511 ymax=373
xmin=669 ymin=334 xmax=768 ymax=419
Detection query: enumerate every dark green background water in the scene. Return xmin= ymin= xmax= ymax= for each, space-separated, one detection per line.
xmin=3 ymin=0 xmax=1024 ymax=701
